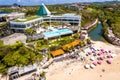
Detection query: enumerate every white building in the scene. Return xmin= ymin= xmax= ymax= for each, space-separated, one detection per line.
xmin=10 ymin=4 xmax=81 ymax=32
xmin=0 ymin=12 xmax=25 ymax=22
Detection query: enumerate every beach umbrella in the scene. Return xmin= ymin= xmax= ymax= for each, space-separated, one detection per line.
xmin=109 ymin=50 xmax=112 ymax=53
xmin=100 ymin=51 xmax=104 ymax=54
xmin=97 ymin=61 xmax=102 ymax=65
xmin=101 ymin=49 xmax=104 ymax=51
xmin=86 ymin=54 xmax=89 ymax=56
xmin=84 ymin=64 xmax=90 ymax=69
xmin=90 ymin=64 xmax=95 ymax=69
xmin=111 ymin=54 xmax=117 ymax=58
xmin=88 ymin=52 xmax=92 ymax=55
xmin=93 ymin=53 xmax=97 ymax=56
xmin=97 ymin=52 xmax=101 ymax=56
xmin=105 ymin=50 xmax=108 ymax=53
xmin=107 ymin=54 xmax=111 ymax=58
xmin=100 ymin=56 xmax=104 ymax=60
xmin=92 ymin=51 xmax=95 ymax=53
xmin=97 ymin=49 xmax=100 ymax=51
xmin=106 ymin=59 xmax=112 ymax=64
xmin=90 ymin=57 xmax=95 ymax=61
xmin=93 ymin=61 xmax=97 ymax=66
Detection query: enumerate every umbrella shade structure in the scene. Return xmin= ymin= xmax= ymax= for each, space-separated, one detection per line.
xmin=92 ymin=51 xmax=95 ymax=53
xmin=90 ymin=57 xmax=95 ymax=61
xmin=100 ymin=56 xmax=104 ymax=60
xmin=101 ymin=49 xmax=104 ymax=52
xmin=107 ymin=54 xmax=111 ymax=58
xmin=86 ymin=54 xmax=89 ymax=56
xmin=105 ymin=50 xmax=108 ymax=53
xmin=97 ymin=52 xmax=101 ymax=56
xmin=88 ymin=52 xmax=92 ymax=55
xmin=93 ymin=53 xmax=97 ymax=56
xmin=84 ymin=64 xmax=90 ymax=69
xmin=97 ymin=61 xmax=102 ymax=65
xmin=93 ymin=61 xmax=97 ymax=66
xmin=97 ymin=49 xmax=100 ymax=51
xmin=90 ymin=64 xmax=95 ymax=69
xmin=107 ymin=59 xmax=112 ymax=64
xmin=111 ymin=54 xmax=117 ymax=58
xmin=100 ymin=51 xmax=103 ymax=54
xmin=109 ymin=50 xmax=112 ymax=53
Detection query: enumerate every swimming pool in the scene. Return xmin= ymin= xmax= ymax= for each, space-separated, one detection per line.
xmin=43 ymin=29 xmax=73 ymax=38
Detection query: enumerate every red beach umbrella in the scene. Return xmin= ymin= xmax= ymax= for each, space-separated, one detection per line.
xmin=97 ymin=61 xmax=102 ymax=65
xmin=106 ymin=59 xmax=112 ymax=64
xmin=88 ymin=52 xmax=92 ymax=55
xmin=93 ymin=61 xmax=97 ymax=66
xmin=109 ymin=50 xmax=112 ymax=53
xmin=100 ymin=56 xmax=104 ymax=60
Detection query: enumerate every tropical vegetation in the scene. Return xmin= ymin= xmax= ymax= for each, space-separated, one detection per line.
xmin=0 ymin=41 xmax=43 ymax=73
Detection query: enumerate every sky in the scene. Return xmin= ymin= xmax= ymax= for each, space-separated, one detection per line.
xmin=0 ymin=0 xmax=117 ymax=5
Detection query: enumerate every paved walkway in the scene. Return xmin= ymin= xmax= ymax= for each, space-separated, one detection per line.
xmin=81 ymin=19 xmax=98 ymax=30
xmin=0 ymin=33 xmax=27 ymax=45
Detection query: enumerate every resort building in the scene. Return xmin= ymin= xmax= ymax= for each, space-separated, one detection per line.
xmin=10 ymin=3 xmax=81 ymax=33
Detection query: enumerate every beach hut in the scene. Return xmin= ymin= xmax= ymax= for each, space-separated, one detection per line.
xmin=90 ymin=64 xmax=95 ymax=69
xmin=84 ymin=64 xmax=90 ymax=69
xmin=106 ymin=59 xmax=112 ymax=64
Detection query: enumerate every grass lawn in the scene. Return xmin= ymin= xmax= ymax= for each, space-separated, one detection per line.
xmin=14 ymin=15 xmax=40 ymax=22
xmin=34 ymin=36 xmax=75 ymax=51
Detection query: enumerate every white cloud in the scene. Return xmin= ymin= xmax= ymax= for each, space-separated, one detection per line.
xmin=18 ymin=0 xmax=22 ymax=2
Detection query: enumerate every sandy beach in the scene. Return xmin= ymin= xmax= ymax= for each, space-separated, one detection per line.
xmin=46 ymin=41 xmax=120 ymax=80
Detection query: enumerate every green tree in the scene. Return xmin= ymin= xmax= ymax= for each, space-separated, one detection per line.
xmin=25 ymin=28 xmax=34 ymax=35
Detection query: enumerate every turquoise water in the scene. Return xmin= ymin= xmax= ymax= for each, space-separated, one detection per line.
xmin=43 ymin=29 xmax=73 ymax=38
xmin=88 ymin=23 xmax=105 ymax=41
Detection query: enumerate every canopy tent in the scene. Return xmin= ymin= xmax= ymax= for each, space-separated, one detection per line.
xmin=37 ymin=3 xmax=51 ymax=16
xmin=62 ymin=40 xmax=80 ymax=50
xmin=51 ymin=49 xmax=64 ymax=57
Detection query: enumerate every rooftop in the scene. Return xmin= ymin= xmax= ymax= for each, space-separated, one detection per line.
xmin=14 ymin=16 xmax=40 ymax=22
xmin=51 ymin=49 xmax=64 ymax=57
xmin=37 ymin=3 xmax=51 ymax=16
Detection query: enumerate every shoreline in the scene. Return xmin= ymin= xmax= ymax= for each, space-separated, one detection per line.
xmin=46 ymin=41 xmax=120 ymax=80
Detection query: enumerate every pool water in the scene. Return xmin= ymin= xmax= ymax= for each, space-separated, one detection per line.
xmin=43 ymin=29 xmax=73 ymax=38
